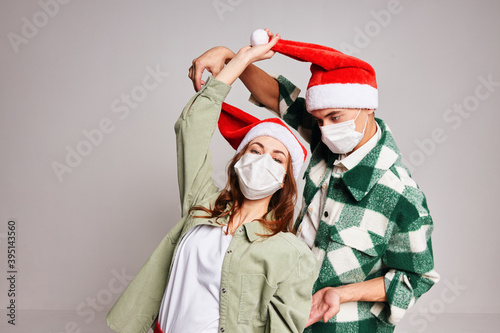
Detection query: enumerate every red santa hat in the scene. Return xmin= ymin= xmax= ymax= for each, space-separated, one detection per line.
xmin=250 ymin=29 xmax=378 ymax=112
xmin=218 ymin=102 xmax=307 ymax=179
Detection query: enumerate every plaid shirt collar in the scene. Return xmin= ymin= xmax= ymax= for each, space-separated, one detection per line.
xmin=305 ymin=118 xmax=401 ymax=202
xmin=342 ymin=118 xmax=400 ymax=201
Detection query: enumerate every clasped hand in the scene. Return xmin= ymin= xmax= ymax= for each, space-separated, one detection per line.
xmin=306 ymin=287 xmax=342 ymax=327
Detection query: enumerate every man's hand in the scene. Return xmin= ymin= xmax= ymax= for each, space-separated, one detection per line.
xmin=306 ymin=287 xmax=341 ymax=327
xmin=306 ymin=278 xmax=387 ymax=327
xmin=188 ymin=46 xmax=235 ymax=92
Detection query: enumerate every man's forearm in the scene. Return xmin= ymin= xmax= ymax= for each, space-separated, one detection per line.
xmin=239 ymin=63 xmax=280 ymax=113
xmin=336 ymin=276 xmax=387 ymax=303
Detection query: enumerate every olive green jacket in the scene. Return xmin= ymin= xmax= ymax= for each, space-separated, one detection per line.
xmin=106 ymin=77 xmax=319 ymax=333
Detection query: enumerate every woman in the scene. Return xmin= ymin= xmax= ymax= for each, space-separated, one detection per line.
xmin=106 ymin=35 xmax=318 ymax=333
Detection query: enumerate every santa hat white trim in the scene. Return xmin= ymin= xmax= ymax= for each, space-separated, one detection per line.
xmin=306 ymin=83 xmax=378 ymax=112
xmin=236 ymin=122 xmax=305 ymax=179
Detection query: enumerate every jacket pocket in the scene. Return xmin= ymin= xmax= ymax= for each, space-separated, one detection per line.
xmin=319 ymin=225 xmax=387 ymax=284
xmin=237 ymin=274 xmax=278 ymax=325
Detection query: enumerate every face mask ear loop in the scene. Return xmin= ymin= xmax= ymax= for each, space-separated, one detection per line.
xmin=362 ymin=110 xmax=369 ymax=133
xmin=354 ymin=109 xmax=361 ymax=121
xmin=354 ymin=109 xmax=368 ymax=134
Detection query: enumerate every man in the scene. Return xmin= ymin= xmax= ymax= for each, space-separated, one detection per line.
xmin=189 ymin=31 xmax=439 ymax=332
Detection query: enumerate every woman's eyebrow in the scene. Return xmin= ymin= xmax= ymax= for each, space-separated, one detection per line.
xmin=273 ymin=149 xmax=286 ymax=157
xmin=249 ymin=142 xmax=264 ymax=149
xmin=250 ymin=142 xmax=287 ymax=157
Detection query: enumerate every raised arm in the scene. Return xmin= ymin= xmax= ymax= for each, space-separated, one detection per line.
xmin=175 ymin=78 xmax=231 ymax=216
xmin=178 ymin=36 xmax=282 ymax=215
xmin=188 ymin=31 xmax=320 ymax=148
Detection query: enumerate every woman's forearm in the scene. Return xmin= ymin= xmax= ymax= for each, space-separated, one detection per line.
xmin=214 ymin=54 xmax=253 ymax=87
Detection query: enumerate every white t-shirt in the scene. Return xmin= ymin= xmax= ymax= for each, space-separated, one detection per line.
xmin=158 ymin=224 xmax=233 ymax=333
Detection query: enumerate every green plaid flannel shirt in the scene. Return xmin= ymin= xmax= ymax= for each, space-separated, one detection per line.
xmin=251 ymin=75 xmax=439 ymax=333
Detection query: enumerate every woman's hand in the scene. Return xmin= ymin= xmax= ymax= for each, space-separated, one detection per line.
xmin=232 ymin=30 xmax=280 ymax=66
xmin=215 ymin=31 xmax=280 ymax=86
xmin=188 ymin=30 xmax=279 ymax=91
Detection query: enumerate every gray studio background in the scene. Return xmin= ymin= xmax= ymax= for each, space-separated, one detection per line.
xmin=1 ymin=0 xmax=499 ymax=332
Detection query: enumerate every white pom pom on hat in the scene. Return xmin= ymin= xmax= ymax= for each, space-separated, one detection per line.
xmin=250 ymin=29 xmax=269 ymax=46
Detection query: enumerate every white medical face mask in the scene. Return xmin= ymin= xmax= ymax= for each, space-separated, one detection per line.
xmin=320 ymin=110 xmax=367 ymax=154
xmin=234 ymin=153 xmax=286 ymax=200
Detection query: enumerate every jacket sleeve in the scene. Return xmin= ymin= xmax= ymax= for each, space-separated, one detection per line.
xmin=175 ymin=76 xmax=231 ymax=216
xmin=249 ymin=74 xmax=318 ymax=147
xmin=267 ymin=249 xmax=318 ymax=333
xmin=371 ymin=210 xmax=440 ymax=325
xmin=106 ymin=77 xmax=231 ymax=333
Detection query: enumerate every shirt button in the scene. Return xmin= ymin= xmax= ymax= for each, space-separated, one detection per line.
xmin=298 ymin=226 xmax=302 ymax=232
xmin=314 ymin=240 xmax=319 ymax=247
xmin=227 ymin=249 xmax=232 ymax=254
xmin=221 ymin=288 xmax=226 ymax=293
xmin=322 ymin=183 xmax=327 ymax=190
xmin=308 ymin=207 xmax=313 ymax=212
xmin=220 ymin=328 xmax=225 ymax=332
xmin=238 ymin=228 xmax=244 ymax=233
xmin=324 ymin=211 xmax=329 ymax=218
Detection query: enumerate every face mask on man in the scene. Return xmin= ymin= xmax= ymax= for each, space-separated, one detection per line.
xmin=320 ymin=110 xmax=368 ymax=154
xmin=234 ymin=153 xmax=286 ymax=200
